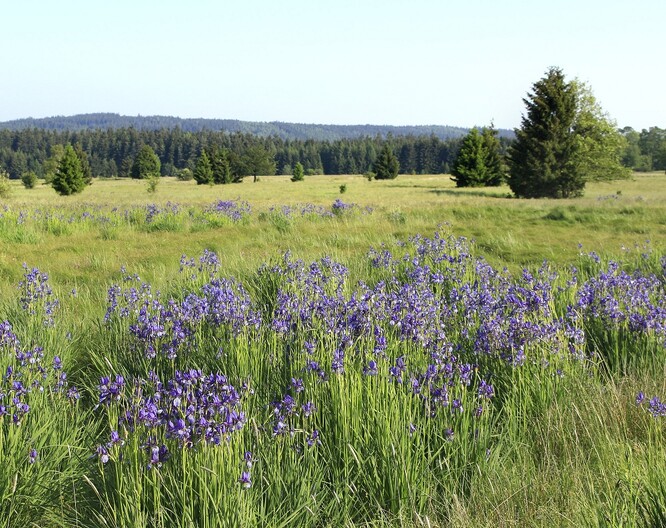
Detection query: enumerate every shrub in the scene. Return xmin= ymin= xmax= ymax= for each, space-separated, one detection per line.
xmin=291 ymin=162 xmax=305 ymax=182
xmin=176 ymin=168 xmax=193 ymax=181
xmin=21 ymin=171 xmax=38 ymax=189
xmin=146 ymin=174 xmax=160 ymax=194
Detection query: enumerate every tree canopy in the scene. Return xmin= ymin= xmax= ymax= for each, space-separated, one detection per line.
xmin=240 ymin=145 xmax=276 ymax=182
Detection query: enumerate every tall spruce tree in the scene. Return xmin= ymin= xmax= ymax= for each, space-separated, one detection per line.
xmin=52 ymin=144 xmax=86 ymax=195
xmin=509 ymin=67 xmax=583 ymax=198
xmin=373 ymin=144 xmax=399 ymax=180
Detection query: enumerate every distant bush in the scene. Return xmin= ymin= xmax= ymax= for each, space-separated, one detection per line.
xmin=291 ymin=162 xmax=305 ymax=182
xmin=339 ymin=184 xmax=347 ymax=194
xmin=21 ymin=171 xmax=38 ymax=189
xmin=175 ymin=168 xmax=193 ymax=181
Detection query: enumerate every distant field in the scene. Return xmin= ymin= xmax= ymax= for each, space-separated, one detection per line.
xmin=1 ymin=172 xmax=665 ymax=527
xmin=2 ymin=172 xmax=665 ymax=287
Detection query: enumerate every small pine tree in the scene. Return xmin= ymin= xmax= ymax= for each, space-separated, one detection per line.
xmin=451 ymin=126 xmax=505 ymax=187
xmin=211 ymin=149 xmax=232 ymax=184
xmin=131 ymin=145 xmax=161 ymax=180
xmin=194 ymin=151 xmax=213 ymax=185
xmin=291 ymin=162 xmax=305 ymax=182
xmin=481 ymin=124 xmax=506 ymax=186
xmin=451 ymin=128 xmax=488 ymax=187
xmin=52 ymin=144 xmax=86 ymax=195
xmin=373 ymin=144 xmax=399 ymax=180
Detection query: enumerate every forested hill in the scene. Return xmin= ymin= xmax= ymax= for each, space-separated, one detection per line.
xmin=0 ymin=113 xmax=513 ymax=141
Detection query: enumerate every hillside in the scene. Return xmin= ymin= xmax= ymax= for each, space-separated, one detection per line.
xmin=0 ymin=113 xmax=514 ymax=141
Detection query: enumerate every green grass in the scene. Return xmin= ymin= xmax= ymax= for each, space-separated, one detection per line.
xmin=0 ymin=173 xmax=665 ymax=527
xmin=2 ymin=173 xmax=664 ymax=286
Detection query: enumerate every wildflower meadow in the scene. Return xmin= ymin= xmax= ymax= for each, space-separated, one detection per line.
xmin=0 ymin=174 xmax=665 ymax=527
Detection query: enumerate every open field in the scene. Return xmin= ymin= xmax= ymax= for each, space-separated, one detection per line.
xmin=0 ymin=173 xmax=665 ymax=527
xmin=2 ymin=172 xmax=665 ymax=285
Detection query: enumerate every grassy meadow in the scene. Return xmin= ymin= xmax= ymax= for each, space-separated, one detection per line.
xmin=0 ymin=173 xmax=665 ymax=527
xmin=2 ymin=172 xmax=665 ymax=285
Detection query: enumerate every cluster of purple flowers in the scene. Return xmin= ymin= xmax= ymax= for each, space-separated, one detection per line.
xmin=143 ymin=202 xmax=181 ymax=224
xmin=2 ymin=200 xmax=379 ymax=241
xmin=261 ymin=233 xmax=583 ymax=376
xmin=95 ymin=369 xmax=247 ymax=468
xmin=268 ymin=378 xmax=318 ymax=446
xmin=330 ymin=199 xmax=373 ymax=216
xmin=18 ymin=264 xmax=60 ymax=327
xmin=100 ymin=233 xmax=664 ymax=458
xmin=0 ymin=320 xmax=79 ymax=427
xmin=179 ymin=249 xmax=222 ymax=282
xmin=577 ymin=260 xmax=666 ymax=343
xmin=204 ymin=199 xmax=252 ymax=222
xmin=636 ymin=392 xmax=666 ymax=418
xmin=104 ymin=269 xmax=155 ymax=323
xmin=106 ymin=259 xmax=261 ymax=359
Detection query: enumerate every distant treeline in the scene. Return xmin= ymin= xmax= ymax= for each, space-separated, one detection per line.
xmin=0 ymin=127 xmax=509 ymax=179
xmin=619 ymin=126 xmax=666 ymax=172
xmin=0 ymin=113 xmax=492 ymax=141
xmin=0 ymin=120 xmax=663 ymax=181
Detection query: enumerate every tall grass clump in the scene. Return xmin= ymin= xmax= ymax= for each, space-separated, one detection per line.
xmin=0 ymin=267 xmax=90 ymax=527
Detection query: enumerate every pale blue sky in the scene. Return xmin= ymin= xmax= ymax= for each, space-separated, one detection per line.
xmin=1 ymin=0 xmax=663 ymax=129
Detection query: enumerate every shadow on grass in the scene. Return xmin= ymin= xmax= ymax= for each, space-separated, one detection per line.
xmin=429 ymin=189 xmax=513 ymax=199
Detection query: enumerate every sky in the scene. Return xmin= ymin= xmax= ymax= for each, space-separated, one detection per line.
xmin=1 ymin=0 xmax=664 ymax=130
